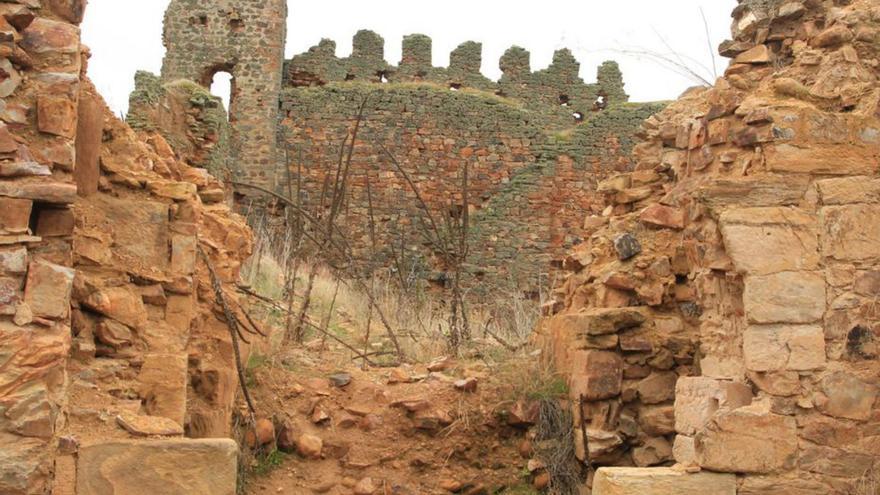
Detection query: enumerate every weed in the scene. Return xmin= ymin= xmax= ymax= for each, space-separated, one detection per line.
xmin=252 ymin=449 xmax=287 ymax=477
xmin=503 ymin=484 xmax=540 ymax=495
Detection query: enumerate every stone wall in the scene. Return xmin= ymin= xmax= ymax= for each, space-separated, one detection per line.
xmin=538 ymin=0 xmax=880 ymax=492
xmin=0 ymin=2 xmax=83 ymax=492
xmin=161 ymin=0 xmax=287 ymax=188
xmin=279 ymin=82 xmax=661 ymax=291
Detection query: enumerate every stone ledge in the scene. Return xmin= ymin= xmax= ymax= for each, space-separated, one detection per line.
xmin=593 ymin=467 xmax=736 ymax=495
xmin=76 ymin=438 xmax=238 ymax=495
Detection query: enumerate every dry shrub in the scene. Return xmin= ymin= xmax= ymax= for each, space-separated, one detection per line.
xmin=534 ymin=400 xmax=582 ymax=495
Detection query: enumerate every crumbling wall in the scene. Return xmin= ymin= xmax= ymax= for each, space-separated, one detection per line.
xmin=0 ymin=3 xmax=83 ymax=492
xmin=128 ymin=71 xmax=231 ymax=180
xmin=0 ymin=2 xmax=254 ymax=494
xmin=161 ymin=0 xmax=287 ymax=188
xmin=538 ymin=0 xmax=880 ymax=492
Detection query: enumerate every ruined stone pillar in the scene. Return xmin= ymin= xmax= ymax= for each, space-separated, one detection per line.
xmin=161 ymin=0 xmax=287 ymax=189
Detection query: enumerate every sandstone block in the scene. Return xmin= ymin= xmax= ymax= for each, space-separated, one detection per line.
xmin=0 ymin=247 xmax=27 ymax=274
xmin=636 ymin=371 xmax=677 ymax=405
xmin=735 ymin=45 xmax=771 ymax=64
xmin=115 ymin=413 xmax=184 ymax=437
xmin=821 ymin=205 xmax=880 ymax=261
xmin=739 ymin=476 xmax=834 ymax=495
xmin=81 ymin=285 xmax=148 ymax=329
xmin=674 ymin=377 xmax=753 ymax=436
xmin=695 ymin=404 xmax=798 ymax=473
xmin=555 ymin=307 xmax=646 ymax=336
xmin=638 ymin=404 xmax=675 ymax=436
xmin=0 ymin=434 xmax=48 ymax=495
xmin=672 ymin=435 xmax=696 ymax=465
xmin=632 ymin=437 xmax=672 ymax=467
xmin=37 ymin=96 xmax=77 ymax=138
xmin=593 ymin=467 xmax=736 ymax=495
xmin=569 ymin=350 xmax=623 ymax=401
xmin=76 ymin=439 xmax=237 ymax=495
xmin=0 ymin=182 xmax=77 ymax=204
xmin=816 ymin=177 xmax=880 ymax=205
xmin=697 ymin=176 xmax=810 ymax=209
xmin=137 ymin=353 xmax=188 ymax=425
xmin=720 ymin=207 xmax=819 ymax=275
xmin=639 ymin=204 xmax=685 ymax=230
xmin=21 ymin=18 xmax=80 ymax=56
xmin=23 ymin=259 xmax=74 ymax=320
xmin=765 ymin=143 xmax=877 ymax=175
xmin=816 ymin=372 xmax=877 ymax=421
xmin=743 ymin=325 xmax=826 ymax=372
xmin=0 ymin=198 xmax=32 ymax=234
xmin=743 ymin=271 xmax=825 ymax=324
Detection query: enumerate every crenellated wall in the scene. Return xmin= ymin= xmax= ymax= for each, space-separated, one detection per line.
xmin=284 ymin=30 xmax=629 ymax=127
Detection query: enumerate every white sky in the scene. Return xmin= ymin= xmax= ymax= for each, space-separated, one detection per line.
xmin=82 ymin=0 xmax=737 ymax=116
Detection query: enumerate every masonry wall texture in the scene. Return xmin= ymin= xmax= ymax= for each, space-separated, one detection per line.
xmin=537 ymin=0 xmax=880 ymax=493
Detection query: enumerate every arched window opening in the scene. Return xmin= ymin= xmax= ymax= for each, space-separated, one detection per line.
xmin=559 ymin=94 xmax=570 ymax=107
xmin=209 ymin=71 xmax=234 ymax=121
xmin=449 ymin=83 xmax=462 ymax=92
xmin=573 ymin=111 xmax=585 ymax=123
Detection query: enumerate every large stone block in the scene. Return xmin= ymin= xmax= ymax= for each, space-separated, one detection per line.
xmin=674 ymin=377 xmax=753 ymax=436
xmin=720 ymin=207 xmax=819 ymax=275
xmin=816 ymin=176 xmax=880 ymax=205
xmin=743 ymin=271 xmax=825 ymax=324
xmin=76 ymin=439 xmax=237 ymax=495
xmin=593 ymin=467 xmax=736 ymax=495
xmin=80 ymin=285 xmax=148 ymax=330
xmin=695 ymin=404 xmax=798 ymax=474
xmin=22 ymin=259 xmax=74 ymax=320
xmin=765 ymin=143 xmax=878 ymax=175
xmin=816 ymin=372 xmax=877 ymax=421
xmin=743 ymin=325 xmax=826 ymax=372
xmin=554 ymin=307 xmax=646 ymax=336
xmin=568 ymin=350 xmax=623 ymax=401
xmin=820 ymin=205 xmax=880 ymax=261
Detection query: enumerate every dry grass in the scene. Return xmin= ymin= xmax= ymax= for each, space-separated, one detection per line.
xmin=241 ymin=244 xmax=543 ymax=365
xmin=858 ymin=468 xmax=879 ymax=495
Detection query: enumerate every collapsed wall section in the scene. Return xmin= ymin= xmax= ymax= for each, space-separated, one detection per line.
xmin=538 ymin=0 xmax=880 ymax=492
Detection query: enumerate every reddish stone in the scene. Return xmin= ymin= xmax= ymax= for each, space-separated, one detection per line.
xmin=0 ymin=198 xmax=32 ymax=234
xmin=37 ymin=96 xmax=77 ymax=138
xmin=640 ymin=204 xmax=685 ymax=230
xmin=23 ymin=259 xmax=74 ymax=320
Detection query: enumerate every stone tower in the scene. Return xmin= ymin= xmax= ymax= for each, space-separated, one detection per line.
xmin=161 ymin=0 xmax=287 ymax=188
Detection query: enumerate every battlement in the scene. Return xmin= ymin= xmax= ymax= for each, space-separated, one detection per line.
xmin=284 ymin=30 xmax=629 ymax=121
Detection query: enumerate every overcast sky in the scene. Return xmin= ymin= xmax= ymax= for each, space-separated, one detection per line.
xmin=82 ymin=0 xmax=737 ymax=116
